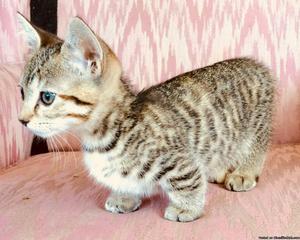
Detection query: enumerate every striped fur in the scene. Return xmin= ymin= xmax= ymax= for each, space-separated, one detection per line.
xmin=18 ymin=17 xmax=275 ymax=222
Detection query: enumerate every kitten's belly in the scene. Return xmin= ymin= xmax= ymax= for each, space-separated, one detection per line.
xmin=83 ymin=152 xmax=154 ymax=196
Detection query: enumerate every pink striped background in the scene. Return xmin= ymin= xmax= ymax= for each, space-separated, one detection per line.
xmin=0 ymin=0 xmax=31 ymax=168
xmin=1 ymin=0 xmax=300 ymax=167
xmin=58 ymin=1 xmax=300 ymax=144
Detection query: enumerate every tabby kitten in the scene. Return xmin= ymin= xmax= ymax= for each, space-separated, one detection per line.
xmin=18 ymin=14 xmax=275 ymax=222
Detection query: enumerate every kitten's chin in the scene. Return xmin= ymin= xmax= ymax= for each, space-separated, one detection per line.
xmin=29 ymin=129 xmax=61 ymax=139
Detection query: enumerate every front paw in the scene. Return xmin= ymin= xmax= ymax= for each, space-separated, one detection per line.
xmin=105 ymin=194 xmax=142 ymax=214
xmin=164 ymin=205 xmax=202 ymax=222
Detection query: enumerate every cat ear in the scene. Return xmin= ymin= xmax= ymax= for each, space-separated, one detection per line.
xmin=17 ymin=12 xmax=41 ymax=52
xmin=62 ymin=17 xmax=103 ymax=75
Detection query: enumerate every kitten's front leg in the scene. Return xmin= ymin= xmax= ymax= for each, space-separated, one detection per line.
xmin=161 ymin=170 xmax=207 ymax=222
xmin=105 ymin=192 xmax=142 ymax=214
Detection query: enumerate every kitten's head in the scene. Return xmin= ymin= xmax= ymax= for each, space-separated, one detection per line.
xmin=17 ymin=13 xmax=121 ymax=138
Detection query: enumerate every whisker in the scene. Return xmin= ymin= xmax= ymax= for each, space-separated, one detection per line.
xmin=53 ymin=128 xmax=81 ymax=168
xmin=63 ymin=130 xmax=81 ymax=164
xmin=48 ymin=137 xmax=58 ymax=170
xmin=54 ymin=135 xmax=67 ymax=170
xmin=58 ymin=131 xmax=80 ymax=168
xmin=42 ymin=126 xmax=82 ymax=170
xmin=52 ymin=135 xmax=63 ymax=170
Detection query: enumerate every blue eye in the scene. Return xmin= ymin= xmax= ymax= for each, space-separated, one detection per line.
xmin=40 ymin=91 xmax=56 ymax=105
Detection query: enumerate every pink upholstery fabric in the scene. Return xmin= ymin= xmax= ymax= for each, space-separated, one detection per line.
xmin=0 ymin=64 xmax=33 ymax=169
xmin=0 ymin=145 xmax=299 ymax=239
xmin=0 ymin=1 xmax=31 ymax=168
xmin=56 ymin=0 xmax=300 ymax=145
xmin=0 ymin=0 xmax=29 ymax=64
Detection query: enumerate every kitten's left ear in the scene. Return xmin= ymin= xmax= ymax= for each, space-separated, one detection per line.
xmin=17 ymin=12 xmax=41 ymax=52
xmin=17 ymin=12 xmax=61 ymax=54
xmin=62 ymin=17 xmax=103 ymax=76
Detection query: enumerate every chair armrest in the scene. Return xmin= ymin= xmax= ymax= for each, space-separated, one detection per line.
xmin=0 ymin=64 xmax=33 ymax=169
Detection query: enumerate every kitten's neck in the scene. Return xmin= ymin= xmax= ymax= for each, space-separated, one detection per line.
xmin=78 ymin=51 xmax=138 ymax=148
xmin=80 ymin=74 xmax=135 ymax=148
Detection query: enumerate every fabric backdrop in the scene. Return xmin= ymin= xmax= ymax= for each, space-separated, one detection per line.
xmin=57 ymin=0 xmax=300 ymax=144
xmin=0 ymin=0 xmax=31 ymax=168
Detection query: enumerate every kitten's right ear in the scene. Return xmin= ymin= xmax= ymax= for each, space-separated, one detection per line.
xmin=17 ymin=12 xmax=41 ymax=52
xmin=61 ymin=17 xmax=104 ymax=77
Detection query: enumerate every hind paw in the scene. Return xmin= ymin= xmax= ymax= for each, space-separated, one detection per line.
xmin=225 ymin=174 xmax=257 ymax=192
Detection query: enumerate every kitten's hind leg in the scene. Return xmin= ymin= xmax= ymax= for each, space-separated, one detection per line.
xmin=105 ymin=192 xmax=142 ymax=214
xmin=161 ymin=168 xmax=207 ymax=222
xmin=225 ymin=151 xmax=266 ymax=192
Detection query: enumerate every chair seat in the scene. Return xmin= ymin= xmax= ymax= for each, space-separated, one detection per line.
xmin=1 ymin=145 xmax=299 ymax=240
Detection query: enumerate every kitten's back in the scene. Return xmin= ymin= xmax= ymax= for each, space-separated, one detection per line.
xmin=131 ymin=57 xmax=274 ymax=159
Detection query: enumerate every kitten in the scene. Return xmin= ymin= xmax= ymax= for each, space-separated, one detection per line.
xmin=17 ymin=14 xmax=275 ymax=222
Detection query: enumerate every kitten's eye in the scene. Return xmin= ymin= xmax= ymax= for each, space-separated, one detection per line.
xmin=20 ymin=88 xmax=24 ymax=100
xmin=40 ymin=91 xmax=56 ymax=105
